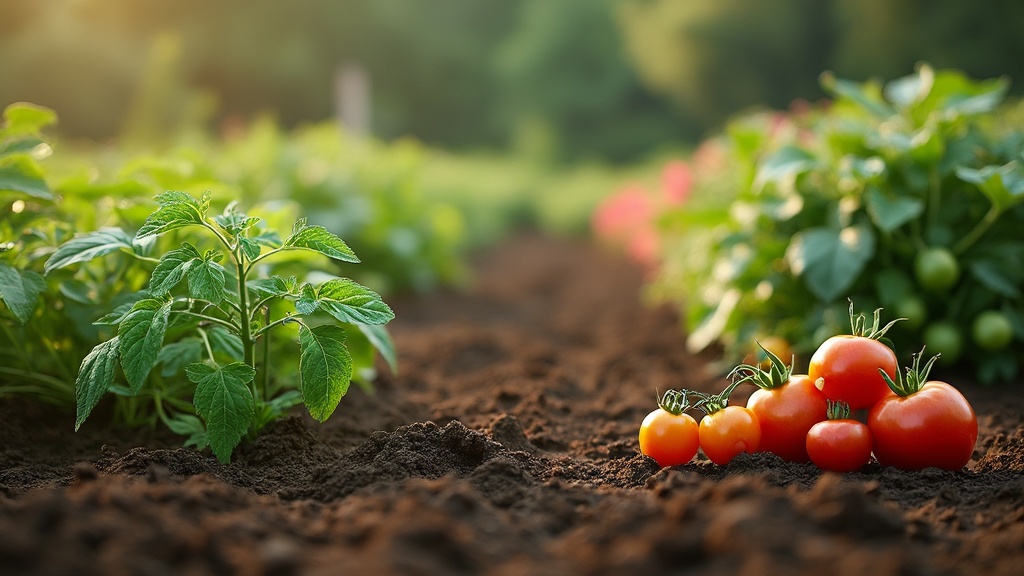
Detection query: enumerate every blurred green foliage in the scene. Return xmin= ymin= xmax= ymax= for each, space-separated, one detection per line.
xmin=651 ymin=65 xmax=1024 ymax=384
xmin=6 ymin=0 xmax=1022 ymax=162
xmin=0 ymin=102 xmax=473 ymax=431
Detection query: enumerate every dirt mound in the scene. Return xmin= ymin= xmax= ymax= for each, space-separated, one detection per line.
xmin=1 ymin=232 xmax=1022 ymax=575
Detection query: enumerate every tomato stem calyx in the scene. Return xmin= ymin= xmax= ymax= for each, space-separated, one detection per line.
xmin=656 ymin=389 xmax=691 ymax=416
xmin=826 ymin=399 xmax=851 ymax=420
xmin=879 ymin=347 xmax=940 ymax=396
xmin=728 ymin=340 xmax=793 ymax=390
xmin=848 ymin=300 xmax=905 ymax=340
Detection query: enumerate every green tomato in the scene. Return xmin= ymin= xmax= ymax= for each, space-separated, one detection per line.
xmin=972 ymin=311 xmax=1014 ymax=351
xmin=893 ymin=295 xmax=928 ymax=331
xmin=923 ymin=322 xmax=962 ymax=366
xmin=914 ymin=248 xmax=960 ymax=292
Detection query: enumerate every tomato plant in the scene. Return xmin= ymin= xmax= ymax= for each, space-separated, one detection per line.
xmin=733 ymin=342 xmax=826 ymax=462
xmin=49 ymin=192 xmax=396 ymax=463
xmin=652 ymin=64 xmax=1024 ymax=385
xmin=805 ymin=400 xmax=873 ymax=473
xmin=638 ymin=389 xmax=700 ymax=467
xmin=868 ymin=350 xmax=978 ymax=471
xmin=693 ymin=382 xmax=761 ymax=465
xmin=808 ymin=303 xmax=900 ymax=410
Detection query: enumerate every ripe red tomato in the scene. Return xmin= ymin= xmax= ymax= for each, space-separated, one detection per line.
xmin=806 ymin=407 xmax=873 ymax=473
xmin=868 ymin=380 xmax=977 ymax=471
xmin=698 ymin=405 xmax=761 ymax=465
xmin=747 ymin=374 xmax=827 ymax=462
xmin=808 ymin=335 xmax=897 ymax=410
xmin=639 ymin=393 xmax=700 ymax=467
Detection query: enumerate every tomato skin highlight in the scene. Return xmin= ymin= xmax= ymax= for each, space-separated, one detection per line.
xmin=808 ymin=335 xmax=897 ymax=410
xmin=698 ymin=406 xmax=761 ymax=465
xmin=868 ymin=381 xmax=978 ymax=471
xmin=639 ymin=408 xmax=700 ymax=467
xmin=806 ymin=419 xmax=873 ymax=472
xmin=746 ymin=374 xmax=827 ymax=462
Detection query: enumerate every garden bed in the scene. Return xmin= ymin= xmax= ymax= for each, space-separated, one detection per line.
xmin=1 ymin=232 xmax=1022 ymax=575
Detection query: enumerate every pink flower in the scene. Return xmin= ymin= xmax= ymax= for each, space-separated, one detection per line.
xmin=627 ymin=226 xmax=660 ymax=268
xmin=661 ymin=160 xmax=693 ymax=206
xmin=591 ymin=184 xmax=656 ymax=244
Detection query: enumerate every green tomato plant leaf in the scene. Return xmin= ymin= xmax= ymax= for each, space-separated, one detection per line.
xmin=865 ymin=186 xmax=925 ymax=232
xmin=754 ymin=146 xmax=818 ymax=191
xmin=149 ymin=243 xmax=202 ymax=295
xmin=213 ymin=208 xmax=260 ymax=237
xmin=298 ymin=323 xmax=353 ymax=423
xmin=786 ymin=225 xmax=876 ymax=302
xmin=308 ymin=278 xmax=395 ymax=326
xmin=284 ymin=220 xmax=359 ymax=263
xmin=821 ymin=72 xmax=893 ymax=117
xmin=884 ymin=64 xmax=934 ymax=111
xmin=0 ymin=136 xmax=44 ymax=159
xmin=156 ymin=338 xmax=204 ymax=377
xmin=44 ymin=228 xmax=138 ymax=274
xmin=956 ymin=163 xmax=1024 ymax=212
xmin=1 ymin=103 xmax=58 ymax=137
xmin=207 ymin=325 xmax=244 ymax=363
xmin=0 ymin=156 xmax=54 ymax=199
xmin=247 ymin=276 xmax=297 ymax=299
xmin=186 ymin=250 xmax=228 ymax=304
xmin=0 ymin=264 xmax=46 ymax=324
xmin=74 ymin=337 xmax=120 ymax=431
xmin=117 ymin=296 xmax=173 ymax=392
xmin=135 ymin=191 xmax=210 ymax=241
xmin=238 ymin=237 xmax=262 ymax=262
xmin=357 ymin=323 xmax=398 ymax=374
xmin=186 ymin=362 xmax=256 ymax=464
xmin=162 ymin=413 xmax=209 ymax=450
xmin=968 ymin=260 xmax=1022 ymax=298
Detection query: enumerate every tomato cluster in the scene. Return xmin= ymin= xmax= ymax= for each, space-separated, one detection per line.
xmin=638 ymin=303 xmax=979 ymax=473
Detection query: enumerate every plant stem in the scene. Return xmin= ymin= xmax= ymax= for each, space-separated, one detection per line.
xmin=174 ymin=310 xmax=239 ymax=332
xmin=234 ymin=246 xmax=259 ymax=403
xmin=197 ymin=327 xmax=216 ymax=362
xmin=253 ymin=315 xmax=295 ymax=338
xmin=954 ymin=204 xmax=1002 ymax=255
xmin=262 ymin=304 xmax=272 ymax=399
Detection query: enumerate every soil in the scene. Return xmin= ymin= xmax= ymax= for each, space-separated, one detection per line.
xmin=1 ymin=232 xmax=1022 ymax=576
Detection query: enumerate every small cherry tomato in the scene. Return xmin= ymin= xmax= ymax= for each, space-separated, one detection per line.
xmin=923 ymin=321 xmax=962 ymax=365
xmin=698 ymin=405 xmax=761 ymax=465
xmin=868 ymin=351 xmax=978 ymax=471
xmin=806 ymin=401 xmax=873 ymax=473
xmin=808 ymin=303 xmax=901 ymax=410
xmin=914 ymin=247 xmax=960 ymax=292
xmin=639 ymin=390 xmax=700 ymax=467
xmin=893 ymin=295 xmax=927 ymax=331
xmin=971 ymin=310 xmax=1014 ymax=351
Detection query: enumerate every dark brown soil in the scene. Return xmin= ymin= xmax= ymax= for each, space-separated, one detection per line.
xmin=1 ymin=233 xmax=1022 ymax=575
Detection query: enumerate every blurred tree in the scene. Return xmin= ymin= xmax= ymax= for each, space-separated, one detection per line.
xmin=618 ymin=0 xmax=830 ymax=134
xmin=617 ymin=0 xmax=1024 ymax=136
xmin=2 ymin=0 xmax=1023 ymax=159
xmin=496 ymin=0 xmax=686 ymax=162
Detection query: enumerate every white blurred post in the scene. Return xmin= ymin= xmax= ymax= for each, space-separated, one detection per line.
xmin=334 ymin=63 xmax=371 ymax=138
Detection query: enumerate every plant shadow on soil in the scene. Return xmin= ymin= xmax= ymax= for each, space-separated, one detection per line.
xmin=1 ymin=233 xmax=1023 ymax=575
